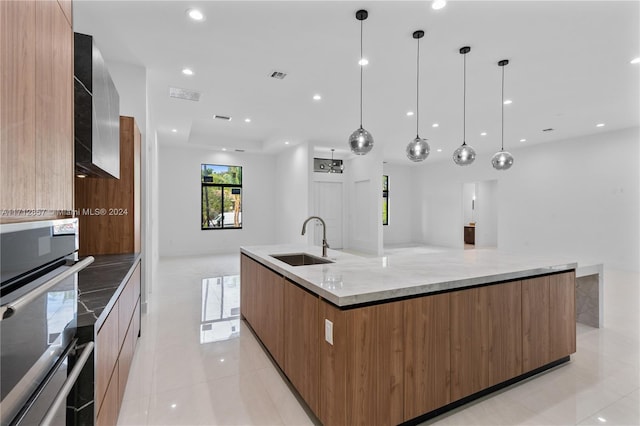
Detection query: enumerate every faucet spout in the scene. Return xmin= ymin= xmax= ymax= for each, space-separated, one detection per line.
xmin=301 ymin=216 xmax=329 ymax=258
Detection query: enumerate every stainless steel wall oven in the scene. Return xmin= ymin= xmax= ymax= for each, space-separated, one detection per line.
xmin=1 ymin=219 xmax=94 ymax=425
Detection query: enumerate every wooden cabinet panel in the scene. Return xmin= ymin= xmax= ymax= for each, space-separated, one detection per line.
xmin=96 ymin=300 xmax=119 ymax=413
xmin=451 ymin=287 xmax=489 ymax=400
xmin=522 ymin=275 xmax=550 ymax=371
xmin=284 ymin=280 xmax=318 ymax=414
xmin=240 ymin=254 xmax=256 ymax=324
xmin=1 ymin=0 xmax=36 ymax=211
xmin=35 ymin=0 xmax=73 ymax=211
xmin=486 ymin=282 xmax=522 ymax=386
xmin=319 ymin=300 xmax=404 ymax=426
xmin=256 ymin=263 xmax=284 ymax=367
xmin=549 ymin=271 xmax=576 ymax=360
xmin=451 ymin=281 xmax=522 ymax=400
xmin=96 ymin=360 xmax=119 ymax=426
xmin=118 ymin=263 xmax=140 ymax=345
xmin=404 ymin=293 xmax=450 ymax=420
xmin=75 ymin=117 xmax=141 ymax=255
xmin=56 ymin=0 xmax=72 ymax=27
xmin=118 ymin=320 xmax=135 ymax=407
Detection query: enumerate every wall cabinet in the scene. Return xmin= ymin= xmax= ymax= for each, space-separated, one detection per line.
xmin=95 ymin=261 xmax=141 ymax=424
xmin=1 ymin=0 xmax=73 ymax=217
xmin=75 ymin=116 xmax=141 ymax=255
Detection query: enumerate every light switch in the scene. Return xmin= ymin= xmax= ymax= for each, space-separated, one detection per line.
xmin=324 ymin=319 xmax=333 ymax=345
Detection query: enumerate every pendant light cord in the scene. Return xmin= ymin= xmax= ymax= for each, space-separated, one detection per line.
xmin=360 ymin=18 xmax=363 ymax=128
xmin=501 ymin=64 xmax=505 ymax=151
xmin=462 ymin=52 xmax=466 ymax=144
xmin=416 ymin=36 xmax=420 ymax=137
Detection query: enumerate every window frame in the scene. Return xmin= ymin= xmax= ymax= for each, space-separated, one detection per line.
xmin=201 ymin=164 xmax=243 ymax=230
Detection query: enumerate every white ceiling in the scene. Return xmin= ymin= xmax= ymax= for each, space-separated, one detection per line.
xmin=73 ymin=1 xmax=640 ymax=164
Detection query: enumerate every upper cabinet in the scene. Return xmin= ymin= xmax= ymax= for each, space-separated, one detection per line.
xmin=1 ymin=0 xmax=74 ymax=218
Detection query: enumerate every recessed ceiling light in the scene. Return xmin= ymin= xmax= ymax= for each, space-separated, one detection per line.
xmin=284 ymin=141 xmax=290 ymax=145
xmin=222 ymin=148 xmax=227 ymax=151
xmin=630 ymin=57 xmax=640 ymax=64
xmin=596 ymin=123 xmax=605 ymax=127
xmin=358 ymin=58 xmax=369 ymax=66
xmin=171 ymin=403 xmax=177 ymax=409
xmin=480 ymin=132 xmax=487 ymax=136
xmin=76 ymin=174 xmax=87 ymax=178
xmin=432 ymin=123 xmax=439 ymax=128
xmin=171 ymin=128 xmax=177 ymax=133
xmin=182 ymin=68 xmax=194 ymax=76
xmin=597 ymin=417 xmax=607 ymax=423
xmin=432 ymin=0 xmax=447 ymax=10
xmin=244 ymin=118 xmax=251 ymax=123
xmin=520 ymin=138 xmax=526 ymax=142
xmin=436 ymin=148 xmax=442 ymax=152
xmin=186 ymin=9 xmax=205 ymax=21
xmin=503 ymin=99 xmax=512 ymax=105
xmin=313 ymin=94 xmax=322 ymax=101
xmin=406 ymin=111 xmax=414 ymax=116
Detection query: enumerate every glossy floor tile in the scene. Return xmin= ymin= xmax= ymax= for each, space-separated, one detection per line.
xmin=118 ymin=254 xmax=639 ymax=426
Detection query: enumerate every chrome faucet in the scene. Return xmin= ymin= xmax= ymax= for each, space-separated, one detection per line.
xmin=301 ymin=216 xmax=330 ymax=258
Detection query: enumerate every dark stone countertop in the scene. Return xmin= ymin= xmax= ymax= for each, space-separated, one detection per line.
xmin=77 ymin=252 xmax=141 ymax=341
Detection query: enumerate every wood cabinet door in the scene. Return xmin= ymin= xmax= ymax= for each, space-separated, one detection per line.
xmin=522 ymin=275 xmax=550 ymax=371
xmin=404 ymin=293 xmax=450 ymax=420
xmin=35 ymin=0 xmax=73 ymax=211
xmin=96 ymin=301 xmax=120 ymax=414
xmin=549 ymin=271 xmax=576 ymax=360
xmin=319 ymin=300 xmax=404 ymax=426
xmin=255 ymin=263 xmax=284 ymax=367
xmin=1 ymin=0 xmax=36 ymax=210
xmin=240 ymin=254 xmax=255 ymax=323
xmin=283 ymin=280 xmax=318 ymax=414
xmin=451 ymin=281 xmax=522 ymax=400
xmin=96 ymin=360 xmax=119 ymax=426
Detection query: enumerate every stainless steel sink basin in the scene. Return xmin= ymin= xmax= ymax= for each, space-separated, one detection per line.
xmin=270 ymin=253 xmax=334 ymax=266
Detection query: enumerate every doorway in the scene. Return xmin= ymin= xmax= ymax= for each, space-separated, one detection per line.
xmin=314 ymin=181 xmax=343 ymax=249
xmin=462 ymin=180 xmax=498 ymax=248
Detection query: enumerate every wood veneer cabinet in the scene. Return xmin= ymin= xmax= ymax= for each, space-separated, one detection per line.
xmin=283 ymin=279 xmax=319 ymax=414
xmin=240 ymin=256 xmax=576 ymax=426
xmin=95 ymin=262 xmax=141 ymax=424
xmin=1 ymin=0 xmax=73 ymax=217
xmin=75 ymin=116 xmax=141 ymax=255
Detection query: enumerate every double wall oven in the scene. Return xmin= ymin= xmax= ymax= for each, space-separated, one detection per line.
xmin=1 ymin=219 xmax=93 ymax=425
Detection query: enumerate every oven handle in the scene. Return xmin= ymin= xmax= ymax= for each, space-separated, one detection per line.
xmin=0 ymin=256 xmax=94 ymax=321
xmin=40 ymin=341 xmax=95 ymax=426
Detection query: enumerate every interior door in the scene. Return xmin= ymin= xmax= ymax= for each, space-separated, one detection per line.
xmin=314 ymin=182 xmax=343 ymax=249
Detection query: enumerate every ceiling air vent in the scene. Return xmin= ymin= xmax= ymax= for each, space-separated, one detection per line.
xmin=542 ymin=128 xmax=554 ymax=132
xmin=269 ymin=70 xmax=287 ymax=79
xmin=213 ymin=115 xmax=232 ymax=121
xmin=169 ymin=87 xmax=201 ymax=101
xmin=235 ymin=149 xmax=245 ymax=152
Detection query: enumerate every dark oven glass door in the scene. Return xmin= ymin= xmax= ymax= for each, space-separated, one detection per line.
xmin=0 ymin=269 xmax=77 ymax=426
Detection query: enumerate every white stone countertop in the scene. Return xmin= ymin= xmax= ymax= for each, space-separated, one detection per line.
xmin=240 ymin=244 xmax=578 ymax=307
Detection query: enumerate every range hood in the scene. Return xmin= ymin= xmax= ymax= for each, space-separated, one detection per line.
xmin=74 ymin=32 xmax=120 ymax=179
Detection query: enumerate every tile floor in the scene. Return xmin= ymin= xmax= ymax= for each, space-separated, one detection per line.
xmin=117 ymin=252 xmax=639 ymax=426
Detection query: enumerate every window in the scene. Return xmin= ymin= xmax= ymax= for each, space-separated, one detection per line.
xmin=383 ymin=175 xmax=389 ymax=226
xmin=201 ymin=164 xmax=242 ymax=230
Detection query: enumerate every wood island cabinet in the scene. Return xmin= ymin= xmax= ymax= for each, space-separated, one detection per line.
xmin=1 ymin=0 xmax=74 ymax=217
xmin=240 ymin=254 xmax=576 ymax=426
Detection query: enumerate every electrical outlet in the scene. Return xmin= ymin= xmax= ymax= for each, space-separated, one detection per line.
xmin=325 ymin=319 xmax=333 ymax=345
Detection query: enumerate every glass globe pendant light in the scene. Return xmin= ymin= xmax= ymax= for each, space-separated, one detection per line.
xmin=491 ymin=59 xmax=514 ymax=170
xmin=348 ymin=10 xmax=374 ymax=155
xmin=406 ymin=30 xmax=430 ymax=162
xmin=453 ymin=46 xmax=476 ymax=166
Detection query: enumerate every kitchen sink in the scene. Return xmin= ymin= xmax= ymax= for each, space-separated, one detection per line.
xmin=270 ymin=253 xmax=334 ymax=266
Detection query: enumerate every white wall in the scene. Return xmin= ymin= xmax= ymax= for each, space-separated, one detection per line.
xmin=275 ymin=144 xmax=309 ymax=244
xmin=345 ymin=149 xmax=384 ymax=255
xmin=413 ymin=127 xmax=640 ymax=271
xmin=382 ymin=163 xmax=416 ymax=246
xmin=159 ymin=145 xmax=277 ymax=256
xmin=462 ymin=182 xmax=476 ymax=226
xmin=475 ymin=180 xmax=497 ymax=247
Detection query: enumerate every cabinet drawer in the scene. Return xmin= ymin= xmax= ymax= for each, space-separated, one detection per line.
xmin=118 ymin=320 xmax=135 ymax=407
xmin=118 ymin=262 xmax=141 ymax=345
xmin=96 ymin=300 xmax=119 ymax=412
xmin=96 ymin=359 xmax=119 ymax=426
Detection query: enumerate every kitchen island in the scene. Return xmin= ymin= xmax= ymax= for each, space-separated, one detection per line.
xmin=240 ymin=245 xmax=577 ymax=426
